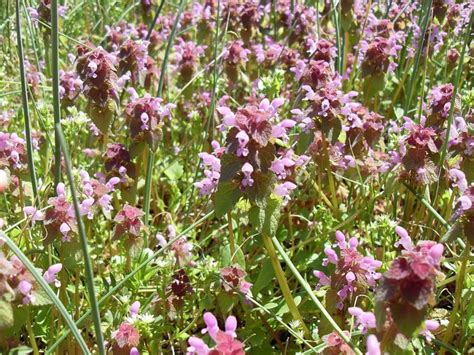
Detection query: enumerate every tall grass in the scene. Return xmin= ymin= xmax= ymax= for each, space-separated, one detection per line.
xmin=46 ymin=209 xmax=214 ymax=353
xmin=15 ymin=0 xmax=38 ymax=202
xmin=52 ymin=0 xmax=62 ymax=187
xmin=55 ymin=124 xmax=105 ymax=355
xmin=143 ymin=0 xmax=186 ymax=233
xmin=1 ymin=231 xmax=90 ymax=354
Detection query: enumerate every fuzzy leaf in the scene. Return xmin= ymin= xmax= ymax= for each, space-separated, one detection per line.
xmin=220 ymin=153 xmax=243 ymax=182
xmin=246 ymin=172 xmax=273 ymax=202
xmin=391 ymin=303 xmax=426 ymax=338
xmin=215 ymin=181 xmax=242 ymax=218
xmin=249 ymin=196 xmax=281 ymax=236
xmin=252 ymin=259 xmax=274 ymax=295
xmin=0 ymin=300 xmax=14 ymax=329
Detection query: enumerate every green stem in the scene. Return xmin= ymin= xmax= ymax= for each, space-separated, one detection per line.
xmin=271 ymin=236 xmax=362 ymax=355
xmin=441 ymin=242 xmax=470 ymax=354
xmin=403 ymin=0 xmax=432 ymax=112
xmin=15 ymin=0 xmax=38 ymax=202
xmin=46 ymin=210 xmax=214 ymax=354
xmin=433 ymin=13 xmax=473 ymax=202
xmin=227 ymin=212 xmax=236 ymax=263
xmin=26 ymin=310 xmax=40 ymax=355
xmin=52 ymin=0 xmax=62 ymax=187
xmin=261 ymin=232 xmax=311 ymax=338
xmin=0 ymin=231 xmax=90 ymax=354
xmin=143 ymin=0 xmax=186 ymax=228
xmin=55 ymin=124 xmax=105 ymax=355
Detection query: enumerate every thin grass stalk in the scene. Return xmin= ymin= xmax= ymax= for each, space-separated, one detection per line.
xmin=51 ymin=0 xmax=61 ymax=187
xmin=440 ymin=242 xmax=470 ymax=355
xmin=261 ymin=232 xmax=311 ymax=338
xmin=15 ymin=0 xmax=38 ymax=202
xmin=331 ymin=0 xmax=342 ymax=73
xmin=433 ymin=13 xmax=473 ymax=201
xmin=205 ymin=0 xmax=220 ymax=141
xmin=226 ymin=280 xmax=318 ymax=352
xmin=55 ymin=124 xmax=105 ymax=355
xmin=0 ymin=231 xmax=90 ymax=354
xmin=403 ymin=0 xmax=432 ymax=112
xmin=143 ymin=0 xmax=186 ymax=230
xmin=271 ymin=236 xmax=363 ymax=355
xmin=46 ymin=209 xmax=214 ymax=354
xmin=146 ymin=0 xmax=166 ymax=40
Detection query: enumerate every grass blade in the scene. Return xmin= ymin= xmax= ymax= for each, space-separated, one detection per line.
xmin=52 ymin=0 xmax=62 ymax=187
xmin=55 ymin=124 xmax=105 ymax=355
xmin=15 ymin=0 xmax=38 ymax=202
xmin=403 ymin=0 xmax=432 ymax=112
xmin=0 ymin=231 xmax=90 ymax=354
xmin=143 ymin=0 xmax=186 ymax=230
xmin=434 ymin=13 xmax=473 ymax=201
xmin=46 ymin=209 xmax=214 ymax=353
xmin=146 ymin=0 xmax=166 ymax=40
xmin=271 ymin=236 xmax=362 ymax=355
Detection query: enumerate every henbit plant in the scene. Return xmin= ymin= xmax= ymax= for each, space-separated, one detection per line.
xmin=0 ymin=1 xmax=473 ymax=354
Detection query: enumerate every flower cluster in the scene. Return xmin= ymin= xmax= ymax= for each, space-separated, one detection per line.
xmin=44 ymin=183 xmax=77 ymax=243
xmin=117 ymin=39 xmax=149 ymax=85
xmin=156 ymin=225 xmax=194 ymax=266
xmin=375 ymin=227 xmax=444 ymax=337
xmin=75 ymin=46 xmax=119 ymax=133
xmin=194 ymin=141 xmax=223 ymax=196
xmin=124 ymin=93 xmax=175 ymax=152
xmin=174 ymin=39 xmax=206 ymax=81
xmin=0 ymin=132 xmax=27 ymax=171
xmin=59 ymin=70 xmax=83 ymax=105
xmin=187 ymin=312 xmax=245 ymax=355
xmin=215 ymin=98 xmax=303 ymax=200
xmin=313 ymin=231 xmax=382 ymax=310
xmin=0 ymin=252 xmax=37 ymax=307
xmin=78 ymin=170 xmax=120 ymax=219
xmin=220 ymin=265 xmax=252 ymax=296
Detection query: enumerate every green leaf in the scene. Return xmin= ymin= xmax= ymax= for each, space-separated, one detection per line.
xmin=215 ymin=181 xmax=242 ymax=218
xmin=441 ymin=221 xmax=462 ymax=243
xmin=8 ymin=346 xmax=33 ymax=355
xmin=246 ymin=172 xmax=273 ymax=202
xmin=391 ymin=303 xmax=426 ymax=338
xmin=219 ymin=153 xmax=243 ymax=182
xmin=252 ymin=259 xmax=274 ymax=295
xmin=31 ymin=287 xmax=53 ymax=306
xmin=164 ymin=161 xmax=184 ymax=180
xmin=394 ymin=107 xmax=405 ymax=120
xmin=249 ymin=196 xmax=281 ymax=236
xmin=0 ymin=300 xmax=14 ymax=329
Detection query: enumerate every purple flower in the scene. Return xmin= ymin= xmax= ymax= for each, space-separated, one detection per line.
xmin=365 ymin=335 xmax=381 ymax=355
xmin=274 ymin=181 xmax=297 ymax=198
xmin=129 ymin=301 xmax=140 ymax=316
xmin=348 ymin=307 xmax=376 ymax=333
xmin=43 ymin=263 xmax=62 ymax=287
xmin=394 ymin=226 xmax=413 ymax=251
xmin=187 ymin=313 xmax=244 ymax=355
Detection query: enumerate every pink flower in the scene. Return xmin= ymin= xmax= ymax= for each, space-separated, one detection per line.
xmin=188 ymin=313 xmax=244 ymax=355
xmin=394 ymin=226 xmax=413 ymax=250
xmin=348 ymin=307 xmax=376 ymax=333
xmin=241 ymin=163 xmax=254 ymax=188
xmin=113 ymin=204 xmax=145 ymax=239
xmin=112 ymin=322 xmax=140 ymax=348
xmin=274 ymin=181 xmax=297 ymax=198
xmin=23 ymin=206 xmax=45 ymax=223
xmin=130 ymin=301 xmax=140 ymax=316
xmin=366 ymin=335 xmax=380 ymax=355
xmin=43 ymin=263 xmax=62 ymax=287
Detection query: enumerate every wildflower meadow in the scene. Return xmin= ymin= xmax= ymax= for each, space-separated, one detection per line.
xmin=0 ymin=0 xmax=473 ymax=354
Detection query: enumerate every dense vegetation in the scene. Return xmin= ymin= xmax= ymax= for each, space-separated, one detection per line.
xmin=0 ymin=0 xmax=473 ymax=354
